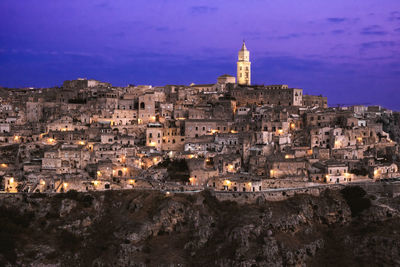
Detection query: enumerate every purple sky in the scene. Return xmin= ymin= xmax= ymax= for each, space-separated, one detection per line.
xmin=0 ymin=0 xmax=399 ymax=109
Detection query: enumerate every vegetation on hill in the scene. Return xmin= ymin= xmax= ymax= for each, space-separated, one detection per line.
xmin=0 ymin=188 xmax=399 ymax=266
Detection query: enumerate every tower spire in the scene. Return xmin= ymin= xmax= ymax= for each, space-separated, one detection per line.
xmin=241 ymin=40 xmax=247 ymax=51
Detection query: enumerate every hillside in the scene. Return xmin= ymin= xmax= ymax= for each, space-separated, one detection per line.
xmin=0 ymin=188 xmax=399 ymax=266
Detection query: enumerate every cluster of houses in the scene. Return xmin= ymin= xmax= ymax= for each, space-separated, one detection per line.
xmin=0 ymin=77 xmax=398 ymax=194
xmin=0 ymin=43 xmax=398 ymax=193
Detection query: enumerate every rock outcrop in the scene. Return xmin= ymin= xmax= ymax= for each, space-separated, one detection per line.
xmin=0 ymin=187 xmax=399 ymax=266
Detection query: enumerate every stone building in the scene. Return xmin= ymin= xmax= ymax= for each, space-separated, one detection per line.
xmin=237 ymin=41 xmax=251 ymax=85
xmin=303 ymin=94 xmax=328 ymax=108
xmin=138 ymin=92 xmax=156 ymax=124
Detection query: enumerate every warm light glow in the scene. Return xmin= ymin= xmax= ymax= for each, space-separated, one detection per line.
xmin=40 ymin=180 xmax=45 ymax=185
xmin=224 ymin=179 xmax=231 ymax=185
xmin=344 ymin=172 xmax=350 ymax=178
xmin=9 ymin=177 xmax=14 ymax=184
xmin=93 ymin=180 xmax=99 ymax=186
xmin=123 ymin=167 xmax=128 ymax=172
xmin=230 ymin=130 xmax=238 ymax=134
xmin=334 ymin=140 xmax=340 ymax=147
xmin=129 ymin=179 xmax=135 ymax=184
xmin=374 ymin=170 xmax=378 ymax=176
xmin=48 ymin=138 xmax=55 ymax=144
xmin=248 ymin=182 xmax=252 ymax=186
xmin=210 ymin=129 xmax=219 ymax=134
xmin=277 ymin=129 xmax=283 ymax=134
xmin=357 ymin=137 xmax=362 ymax=142
xmin=138 ymin=119 xmax=142 ymax=124
xmin=285 ymin=155 xmax=289 ymax=159
xmin=151 ymin=116 xmax=156 ymax=121
xmin=188 ymin=154 xmax=194 ymax=159
xmin=63 ymin=182 xmax=68 ymax=187
xmin=97 ymin=171 xmax=102 ymax=176
xmin=149 ymin=141 xmax=156 ymax=147
xmin=1 ymin=163 xmax=7 ymax=168
xmin=270 ymin=170 xmax=274 ymax=176
xmin=78 ymin=141 xmax=85 ymax=145
xmin=290 ymin=123 xmax=296 ymax=130
xmin=227 ymin=164 xmax=234 ymax=172
xmin=176 ymin=117 xmax=186 ymax=120
xmin=189 ymin=177 xmax=195 ymax=184
xmin=61 ymin=128 xmax=67 ymax=132
xmin=14 ymin=136 xmax=20 ymax=141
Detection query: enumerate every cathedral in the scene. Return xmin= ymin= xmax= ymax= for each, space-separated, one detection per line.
xmin=237 ymin=41 xmax=251 ymax=85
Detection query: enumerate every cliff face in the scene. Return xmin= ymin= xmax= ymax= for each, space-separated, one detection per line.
xmin=0 ymin=188 xmax=399 ymax=266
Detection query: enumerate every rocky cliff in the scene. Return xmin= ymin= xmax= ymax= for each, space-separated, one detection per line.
xmin=0 ymin=187 xmax=399 ymax=266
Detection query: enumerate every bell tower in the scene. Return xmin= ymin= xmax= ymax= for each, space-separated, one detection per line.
xmin=237 ymin=41 xmax=251 ymax=85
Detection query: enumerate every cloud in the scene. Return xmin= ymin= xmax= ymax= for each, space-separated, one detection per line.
xmin=274 ymin=32 xmax=324 ymax=40
xmin=155 ymin=27 xmax=169 ymax=32
xmin=326 ymin=17 xmax=359 ymax=24
xmin=360 ymin=41 xmax=397 ymax=49
xmin=276 ymin=33 xmax=301 ymax=40
xmin=190 ymin=6 xmax=218 ymax=14
xmin=154 ymin=26 xmax=185 ymax=33
xmin=331 ymin=29 xmax=345 ymax=35
xmin=241 ymin=31 xmax=262 ymax=41
xmin=389 ymin=11 xmax=400 ymax=21
xmin=327 ymin=18 xmax=347 ymax=23
xmin=94 ymin=2 xmax=111 ymax=9
xmin=360 ymin=25 xmax=387 ymax=36
xmin=113 ymin=32 xmax=126 ymax=38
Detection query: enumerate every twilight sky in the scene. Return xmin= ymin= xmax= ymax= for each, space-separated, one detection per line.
xmin=0 ymin=0 xmax=399 ymax=109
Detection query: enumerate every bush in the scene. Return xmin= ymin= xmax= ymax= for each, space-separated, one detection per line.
xmin=0 ymin=206 xmax=33 ymax=264
xmin=340 ymin=186 xmax=371 ymax=217
xmin=81 ymin=194 xmax=94 ymax=207
xmin=57 ymin=230 xmax=81 ymax=252
xmin=64 ymin=189 xmax=79 ymax=200
xmin=158 ymin=159 xmax=190 ymax=183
